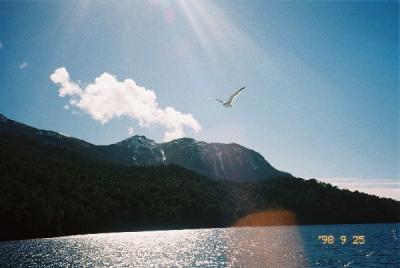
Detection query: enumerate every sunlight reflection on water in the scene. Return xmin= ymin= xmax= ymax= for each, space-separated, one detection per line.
xmin=0 ymin=227 xmax=305 ymax=267
xmin=0 ymin=224 xmax=399 ymax=267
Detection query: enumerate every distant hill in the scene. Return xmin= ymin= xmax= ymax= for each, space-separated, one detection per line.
xmin=0 ymin=113 xmax=290 ymax=181
xmin=0 ymin=113 xmax=399 ymax=241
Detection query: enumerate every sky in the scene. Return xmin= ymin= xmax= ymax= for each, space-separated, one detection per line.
xmin=0 ymin=1 xmax=398 ymax=199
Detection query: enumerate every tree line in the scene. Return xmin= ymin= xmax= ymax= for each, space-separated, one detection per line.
xmin=0 ymin=136 xmax=398 ymax=240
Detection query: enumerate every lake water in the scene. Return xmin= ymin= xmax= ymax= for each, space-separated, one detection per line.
xmin=0 ymin=223 xmax=399 ymax=267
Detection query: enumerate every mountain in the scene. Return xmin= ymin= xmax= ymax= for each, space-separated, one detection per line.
xmin=0 ymin=113 xmax=399 ymax=241
xmin=0 ymin=113 xmax=289 ymax=181
xmin=161 ymin=138 xmax=291 ymax=180
xmin=101 ymin=136 xmax=290 ymax=181
xmin=0 ymin=113 xmax=107 ymax=163
xmin=98 ymin=135 xmax=166 ymax=166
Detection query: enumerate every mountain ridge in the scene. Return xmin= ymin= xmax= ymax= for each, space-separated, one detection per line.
xmin=0 ymin=113 xmax=290 ymax=181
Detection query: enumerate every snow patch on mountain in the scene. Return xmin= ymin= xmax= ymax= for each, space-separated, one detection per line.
xmin=160 ymin=149 xmax=166 ymax=162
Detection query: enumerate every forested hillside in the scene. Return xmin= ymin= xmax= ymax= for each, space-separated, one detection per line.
xmin=1 ymin=135 xmax=398 ymax=241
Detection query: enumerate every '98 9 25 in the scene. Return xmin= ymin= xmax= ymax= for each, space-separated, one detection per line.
xmin=317 ymin=235 xmax=365 ymax=245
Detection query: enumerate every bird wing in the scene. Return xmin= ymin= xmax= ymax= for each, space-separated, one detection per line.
xmin=226 ymin=86 xmax=245 ymax=105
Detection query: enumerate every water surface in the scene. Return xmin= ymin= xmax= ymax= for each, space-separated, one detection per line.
xmin=1 ymin=223 xmax=399 ymax=267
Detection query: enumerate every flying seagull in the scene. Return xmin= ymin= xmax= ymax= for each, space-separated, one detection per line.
xmin=215 ymin=86 xmax=246 ymax=108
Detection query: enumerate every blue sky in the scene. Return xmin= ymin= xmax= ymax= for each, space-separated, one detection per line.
xmin=0 ymin=1 xmax=398 ymax=195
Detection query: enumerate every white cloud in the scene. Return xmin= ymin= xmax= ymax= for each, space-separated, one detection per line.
xmin=64 ymin=104 xmax=70 ymax=110
xmin=50 ymin=67 xmax=82 ymax=96
xmin=19 ymin=62 xmax=28 ymax=69
xmin=50 ymin=67 xmax=202 ymax=141
xmin=128 ymin=126 xmax=134 ymax=136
